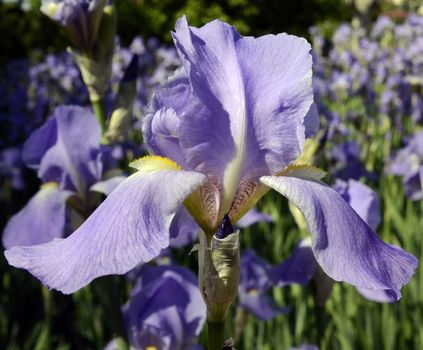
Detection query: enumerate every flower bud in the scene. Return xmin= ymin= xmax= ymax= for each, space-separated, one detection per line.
xmin=41 ymin=0 xmax=108 ymax=52
xmin=197 ymin=215 xmax=240 ymax=322
xmin=75 ymin=3 xmax=116 ymax=102
xmin=105 ymin=55 xmax=138 ymax=142
xmin=42 ymin=1 xmax=116 ymax=102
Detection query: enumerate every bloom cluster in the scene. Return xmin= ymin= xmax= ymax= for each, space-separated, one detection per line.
xmin=1 ymin=4 xmax=420 ymax=349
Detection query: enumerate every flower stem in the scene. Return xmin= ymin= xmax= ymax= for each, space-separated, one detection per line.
xmin=208 ymin=319 xmax=225 ymax=350
xmin=94 ymin=276 xmax=127 ymax=343
xmin=91 ymin=98 xmax=107 ymax=134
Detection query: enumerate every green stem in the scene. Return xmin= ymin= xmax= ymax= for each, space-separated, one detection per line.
xmin=91 ymin=98 xmax=107 ymax=134
xmin=314 ymin=303 xmax=325 ymax=348
xmin=208 ymin=319 xmax=225 ymax=350
xmin=94 ymin=276 xmax=127 ymax=343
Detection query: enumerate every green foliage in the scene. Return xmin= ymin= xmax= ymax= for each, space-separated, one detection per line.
xmin=0 ymin=1 xmax=65 ymax=64
xmin=1 ymin=0 xmax=353 ymax=62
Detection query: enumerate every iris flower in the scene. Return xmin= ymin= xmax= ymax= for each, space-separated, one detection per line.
xmin=5 ymin=17 xmax=417 ymax=298
xmin=2 ymin=106 xmax=116 ymax=249
xmin=122 ymin=265 xmax=205 ymax=350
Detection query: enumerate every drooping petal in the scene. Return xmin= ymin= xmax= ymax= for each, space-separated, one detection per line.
xmin=5 ymin=157 xmax=207 ymax=294
xmin=356 ymin=286 xmax=397 ymax=303
xmin=22 ymin=106 xmax=103 ymax=196
xmin=172 ymin=17 xmax=314 ymax=214
xmin=2 ymin=183 xmax=72 ymax=249
xmin=261 ymin=169 xmax=418 ymax=299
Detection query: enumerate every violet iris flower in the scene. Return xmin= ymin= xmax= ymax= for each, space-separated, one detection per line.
xmin=5 ymin=17 xmax=417 ymax=298
xmin=122 ymin=265 xmax=205 ymax=350
xmin=2 ymin=106 xmax=114 ymax=249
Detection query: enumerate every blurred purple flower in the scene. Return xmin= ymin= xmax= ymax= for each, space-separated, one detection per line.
xmin=0 ymin=147 xmax=26 ymax=190
xmin=2 ymin=106 xmax=119 ymax=249
xmin=371 ymin=16 xmax=394 ymax=39
xmin=390 ymin=130 xmax=423 ymax=201
xmin=333 ymin=179 xmax=381 ymax=231
xmin=270 ymin=240 xmax=316 ymax=287
xmin=5 ymin=17 xmax=417 ymax=300
xmin=328 ymin=141 xmax=375 ymax=181
xmin=122 ymin=265 xmax=205 ymax=350
xmin=236 ymin=208 xmax=273 ymax=228
xmin=239 ymin=249 xmax=288 ymax=320
xmin=289 ymin=345 xmax=318 ymax=350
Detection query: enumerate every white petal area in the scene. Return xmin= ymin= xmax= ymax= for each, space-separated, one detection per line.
xmin=90 ymin=175 xmax=126 ymax=195
xmin=5 ymin=169 xmax=207 ymax=294
xmin=261 ymin=173 xmax=417 ymax=298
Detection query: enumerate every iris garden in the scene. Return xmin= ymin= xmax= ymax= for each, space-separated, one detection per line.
xmin=1 ymin=1 xmax=423 ymax=349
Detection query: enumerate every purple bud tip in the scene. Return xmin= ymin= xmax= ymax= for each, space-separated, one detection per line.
xmin=122 ymin=54 xmax=138 ymax=82
xmin=214 ymin=214 xmax=234 ymax=239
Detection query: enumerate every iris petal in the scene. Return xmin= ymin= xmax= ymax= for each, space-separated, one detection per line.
xmin=261 ymin=169 xmax=418 ymax=299
xmin=5 ymin=158 xmax=207 ymax=294
xmin=172 ymin=17 xmax=315 ymax=216
xmin=2 ymin=183 xmax=72 ymax=249
xmin=23 ymin=106 xmax=103 ymax=196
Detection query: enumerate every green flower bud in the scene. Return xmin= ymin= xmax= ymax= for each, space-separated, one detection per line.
xmin=195 ymin=215 xmax=240 ymax=322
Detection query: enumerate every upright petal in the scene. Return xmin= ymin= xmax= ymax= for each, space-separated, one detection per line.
xmin=2 ymin=183 xmax=72 ymax=249
xmin=143 ymin=69 xmax=191 ymax=168
xmin=5 ymin=157 xmax=207 ymax=294
xmin=23 ymin=106 xmax=103 ymax=196
xmin=261 ymin=169 xmax=418 ymax=299
xmin=172 ymin=17 xmax=314 ymax=214
xmin=22 ymin=116 xmax=58 ymax=168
